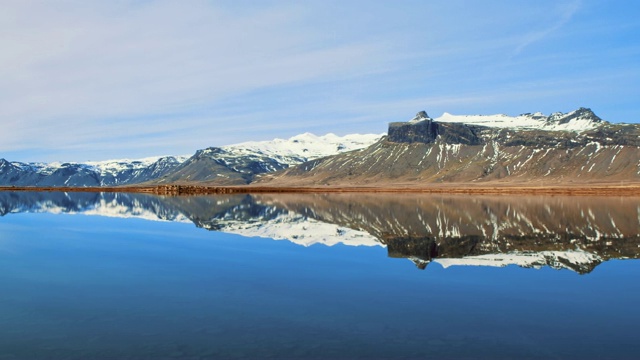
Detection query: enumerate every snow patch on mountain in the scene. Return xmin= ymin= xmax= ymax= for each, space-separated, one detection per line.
xmin=85 ymin=156 xmax=189 ymax=177
xmin=223 ymin=133 xmax=384 ymax=165
xmin=14 ymin=161 xmax=69 ymax=175
xmin=9 ymin=156 xmax=188 ymax=178
xmin=432 ymin=107 xmax=604 ymax=132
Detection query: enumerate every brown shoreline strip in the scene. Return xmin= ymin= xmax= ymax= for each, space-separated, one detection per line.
xmin=2 ymin=184 xmax=640 ymax=196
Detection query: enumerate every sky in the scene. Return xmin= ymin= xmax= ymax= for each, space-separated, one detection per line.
xmin=1 ymin=0 xmax=639 ymax=162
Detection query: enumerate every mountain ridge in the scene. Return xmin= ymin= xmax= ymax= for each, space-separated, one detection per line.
xmin=2 ymin=107 xmax=639 ymax=187
xmin=0 ymin=132 xmax=382 ymax=187
xmin=257 ymin=108 xmax=640 ymax=186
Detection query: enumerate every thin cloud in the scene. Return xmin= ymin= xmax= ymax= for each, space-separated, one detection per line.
xmin=512 ymin=0 xmax=582 ymax=56
xmin=0 ymin=1 xmax=396 ymax=160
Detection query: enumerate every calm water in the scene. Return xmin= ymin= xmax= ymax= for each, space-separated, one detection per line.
xmin=0 ymin=192 xmax=639 ymax=359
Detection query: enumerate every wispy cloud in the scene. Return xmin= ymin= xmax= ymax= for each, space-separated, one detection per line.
xmin=0 ymin=1 xmax=395 ymax=150
xmin=512 ymin=0 xmax=582 ymax=56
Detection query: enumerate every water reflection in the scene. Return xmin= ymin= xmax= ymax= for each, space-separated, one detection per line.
xmin=1 ymin=191 xmax=638 ymax=273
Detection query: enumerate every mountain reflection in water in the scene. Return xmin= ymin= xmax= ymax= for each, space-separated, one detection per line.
xmin=1 ymin=191 xmax=638 ymax=274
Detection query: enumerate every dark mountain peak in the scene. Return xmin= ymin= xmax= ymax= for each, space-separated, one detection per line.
xmin=154 ymin=156 xmax=181 ymax=164
xmin=0 ymin=159 xmax=17 ymax=172
xmin=193 ymin=147 xmax=226 ymax=159
xmin=409 ymin=110 xmax=431 ymax=123
xmin=388 ymin=115 xmax=483 ymax=145
xmin=575 ymin=107 xmax=597 ymax=116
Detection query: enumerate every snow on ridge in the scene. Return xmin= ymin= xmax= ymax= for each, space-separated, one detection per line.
xmin=85 ymin=155 xmax=189 ymax=176
xmin=12 ymin=155 xmax=190 ymax=177
xmin=85 ymin=155 xmax=178 ymax=167
xmin=10 ymin=161 xmax=55 ymax=174
xmin=6 ymin=131 xmax=381 ymax=177
xmin=432 ymin=109 xmax=603 ymax=132
xmin=13 ymin=161 xmax=70 ymax=175
xmin=222 ymin=132 xmax=384 ymax=164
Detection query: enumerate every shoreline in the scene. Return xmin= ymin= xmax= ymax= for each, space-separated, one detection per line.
xmin=2 ymin=184 xmax=640 ymax=196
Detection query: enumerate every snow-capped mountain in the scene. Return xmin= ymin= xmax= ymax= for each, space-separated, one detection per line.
xmin=0 ymin=132 xmax=383 ymax=187
xmin=262 ymin=107 xmax=640 ymax=186
xmin=2 ymin=107 xmax=637 ymax=187
xmin=0 ymin=156 xmax=187 ymax=187
xmin=153 ymin=132 xmax=383 ymax=185
xmin=224 ymin=133 xmax=384 ymax=166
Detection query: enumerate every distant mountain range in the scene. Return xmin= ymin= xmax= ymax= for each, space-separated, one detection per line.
xmin=1 ymin=191 xmax=638 ymax=273
xmin=2 ymin=107 xmax=639 ymax=187
xmin=0 ymin=156 xmax=187 ymax=187
xmin=0 ymin=133 xmax=382 ymax=187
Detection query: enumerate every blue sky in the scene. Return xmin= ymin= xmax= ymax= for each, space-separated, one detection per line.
xmin=1 ymin=0 xmax=639 ymax=162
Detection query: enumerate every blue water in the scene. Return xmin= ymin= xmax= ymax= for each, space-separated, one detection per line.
xmin=1 ymin=212 xmax=639 ymax=359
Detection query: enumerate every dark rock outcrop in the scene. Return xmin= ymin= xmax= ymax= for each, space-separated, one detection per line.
xmin=388 ymin=112 xmax=483 ymax=145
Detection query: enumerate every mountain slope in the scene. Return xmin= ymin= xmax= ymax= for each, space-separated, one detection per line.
xmin=0 ymin=156 xmax=187 ymax=187
xmin=258 ymin=108 xmax=640 ymax=186
xmin=0 ymin=133 xmax=382 ymax=187
xmin=2 ymin=107 xmax=636 ymax=187
xmin=153 ymin=133 xmax=382 ymax=185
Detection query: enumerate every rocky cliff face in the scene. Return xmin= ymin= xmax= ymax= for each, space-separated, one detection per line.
xmin=388 ymin=111 xmax=483 ymax=145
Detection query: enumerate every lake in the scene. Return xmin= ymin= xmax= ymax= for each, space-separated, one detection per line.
xmin=0 ymin=191 xmax=639 ymax=359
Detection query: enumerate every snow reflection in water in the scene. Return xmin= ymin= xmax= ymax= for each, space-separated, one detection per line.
xmin=1 ymin=191 xmax=639 ymax=274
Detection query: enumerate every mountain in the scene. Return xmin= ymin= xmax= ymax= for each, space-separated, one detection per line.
xmin=1 ymin=191 xmax=638 ymax=273
xmin=150 ymin=133 xmax=382 ymax=185
xmin=258 ymin=108 xmax=640 ymax=186
xmin=0 ymin=133 xmax=382 ymax=187
xmin=0 ymin=156 xmax=187 ymax=187
xmin=3 ymin=107 xmax=638 ymax=187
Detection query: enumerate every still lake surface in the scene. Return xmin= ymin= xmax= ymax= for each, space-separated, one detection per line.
xmin=0 ymin=191 xmax=639 ymax=359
